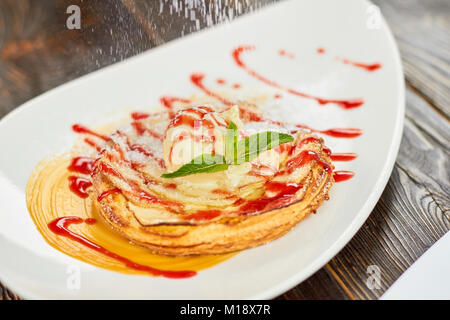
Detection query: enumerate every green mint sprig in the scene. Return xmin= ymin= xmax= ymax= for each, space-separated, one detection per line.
xmin=161 ymin=121 xmax=293 ymax=178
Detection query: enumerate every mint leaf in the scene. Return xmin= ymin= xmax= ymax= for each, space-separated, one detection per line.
xmin=235 ymin=131 xmax=293 ymax=164
xmin=225 ymin=121 xmax=239 ymax=164
xmin=161 ymin=124 xmax=294 ymax=178
xmin=161 ymin=154 xmax=229 ymax=178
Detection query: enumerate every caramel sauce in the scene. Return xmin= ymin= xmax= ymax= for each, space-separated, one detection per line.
xmin=26 ymin=155 xmax=236 ymax=278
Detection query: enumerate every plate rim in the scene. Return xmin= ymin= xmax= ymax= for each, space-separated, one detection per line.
xmin=0 ymin=0 xmax=405 ymax=299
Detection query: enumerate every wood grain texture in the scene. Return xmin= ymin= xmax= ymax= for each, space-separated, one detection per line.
xmin=0 ymin=0 xmax=449 ymax=300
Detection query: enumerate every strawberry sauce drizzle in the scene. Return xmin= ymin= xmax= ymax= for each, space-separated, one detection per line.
xmin=232 ymin=45 xmax=364 ymax=109
xmin=68 ymin=176 xmax=92 ymax=198
xmin=128 ymin=143 xmax=166 ymax=168
xmin=190 ymin=73 xmax=234 ymax=106
xmin=188 ymin=73 xmax=363 ymax=139
xmin=285 ymin=150 xmax=333 ymax=175
xmin=317 ymin=47 xmax=382 ymax=72
xmin=339 ymin=58 xmax=382 ymax=72
xmin=333 ymin=170 xmax=355 ymax=182
xmin=184 ymin=210 xmax=223 ymax=221
xmin=48 ymin=217 xmax=196 ymax=278
xmin=330 ymin=153 xmax=358 ymax=162
xmin=68 ymin=157 xmax=95 ymax=174
xmin=167 ymin=106 xmax=223 ymax=131
xmin=97 ymin=188 xmax=122 ymax=202
xmin=160 ymin=96 xmax=191 ymax=117
xmin=72 ymin=124 xmax=109 ymax=141
xmin=84 ymin=138 xmax=102 ymax=151
xmin=131 ymin=121 xmax=163 ymax=140
xmin=293 ymin=125 xmax=363 ymax=138
xmin=238 ymin=182 xmax=303 ymax=215
xmin=278 ymin=49 xmax=295 ymax=59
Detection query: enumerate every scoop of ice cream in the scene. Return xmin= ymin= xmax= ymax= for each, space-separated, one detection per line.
xmin=163 ymin=105 xmax=243 ymax=172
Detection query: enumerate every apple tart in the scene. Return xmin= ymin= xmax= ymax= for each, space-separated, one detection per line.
xmin=92 ymin=104 xmax=334 ymax=255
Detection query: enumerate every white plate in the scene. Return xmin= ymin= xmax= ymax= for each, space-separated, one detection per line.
xmin=0 ymin=0 xmax=404 ymax=299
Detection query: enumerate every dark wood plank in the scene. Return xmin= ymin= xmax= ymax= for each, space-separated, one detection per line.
xmin=373 ymin=0 xmax=450 ymax=119
xmin=0 ymin=0 xmax=156 ymax=118
xmin=0 ymin=0 xmax=449 ymax=300
xmin=283 ymin=89 xmax=450 ymax=299
xmin=0 ymin=282 xmax=20 ymax=300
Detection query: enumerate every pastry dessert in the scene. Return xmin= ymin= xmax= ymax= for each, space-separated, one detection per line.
xmin=91 ymin=103 xmax=334 ymax=255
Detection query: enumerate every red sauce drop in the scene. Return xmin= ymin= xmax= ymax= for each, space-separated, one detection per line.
xmin=330 ymin=153 xmax=358 ymax=162
xmin=97 ymin=188 xmax=122 ymax=202
xmin=131 ymin=112 xmax=151 ymax=120
xmin=165 ymin=183 xmax=177 ymax=189
xmin=232 ymin=45 xmax=364 ymax=109
xmin=238 ymin=182 xmax=303 ymax=214
xmin=319 ymin=128 xmax=363 ymax=138
xmin=317 ymin=47 xmax=326 ymax=54
xmin=212 ymin=189 xmax=233 ymax=196
xmin=216 ymin=78 xmax=226 ymax=85
xmin=274 ymin=93 xmax=282 ymax=99
xmin=333 ymin=170 xmax=355 ymax=182
xmin=232 ymin=83 xmax=241 ymax=89
xmin=68 ymin=176 xmax=92 ymax=198
xmin=278 ymin=49 xmax=295 ymax=59
xmin=131 ymin=121 xmax=146 ymax=135
xmin=48 ymin=217 xmax=196 ymax=278
xmin=68 ymin=157 xmax=95 ymax=175
xmin=72 ymin=124 xmax=109 ymax=141
xmin=85 ymin=218 xmax=97 ymax=225
xmin=339 ymin=58 xmax=382 ymax=72
xmin=184 ymin=210 xmax=222 ymax=221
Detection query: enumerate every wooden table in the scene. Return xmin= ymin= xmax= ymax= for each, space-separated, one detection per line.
xmin=0 ymin=0 xmax=448 ymax=300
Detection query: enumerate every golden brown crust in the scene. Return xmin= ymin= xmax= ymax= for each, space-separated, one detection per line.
xmin=92 ymin=148 xmax=333 ymax=256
